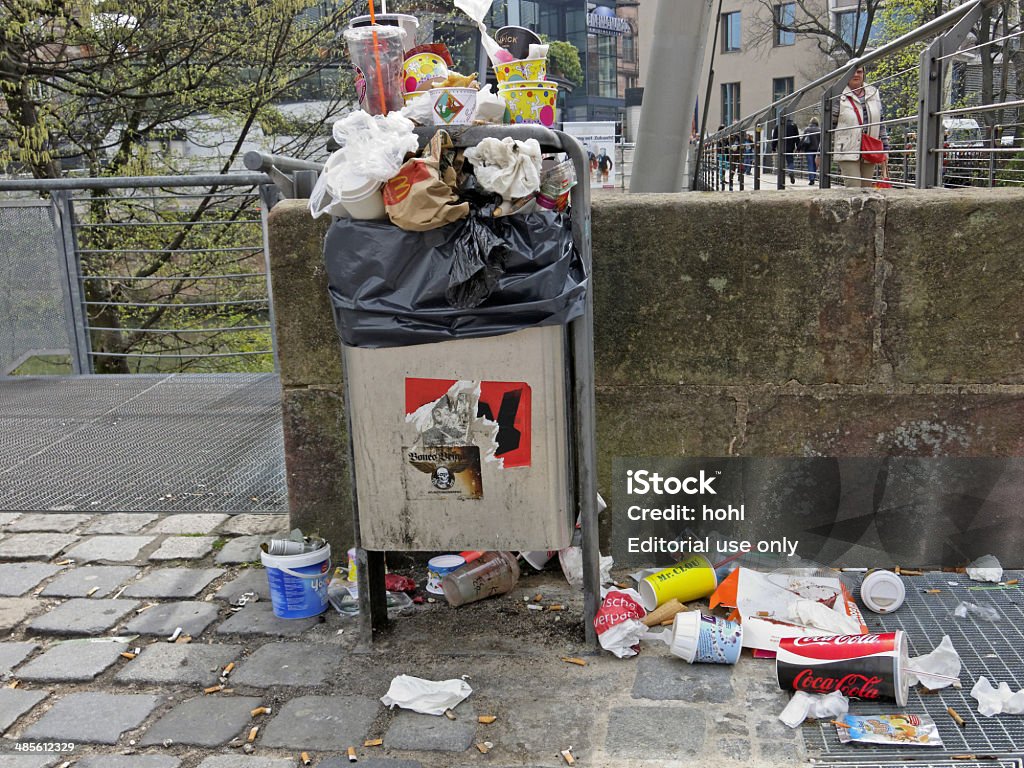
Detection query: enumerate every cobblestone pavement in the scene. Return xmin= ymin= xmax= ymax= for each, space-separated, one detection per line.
xmin=0 ymin=512 xmax=805 ymax=768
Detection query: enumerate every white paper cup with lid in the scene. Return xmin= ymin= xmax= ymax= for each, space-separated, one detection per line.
xmin=861 ymin=569 xmax=906 ymax=614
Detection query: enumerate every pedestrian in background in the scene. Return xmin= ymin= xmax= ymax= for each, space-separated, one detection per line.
xmin=801 ymin=117 xmax=821 ymax=185
xmin=832 ymin=65 xmax=887 ymax=187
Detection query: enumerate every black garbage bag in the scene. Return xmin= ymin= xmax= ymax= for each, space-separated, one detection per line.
xmin=324 ymin=211 xmax=586 ymax=348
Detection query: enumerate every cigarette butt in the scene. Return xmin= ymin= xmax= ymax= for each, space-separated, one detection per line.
xmin=561 ymin=748 xmax=576 ymax=765
xmin=756 ymin=610 xmax=770 ymax=617
xmin=547 ymin=604 xmax=565 ymax=611
xmin=363 ymin=738 xmax=383 ymax=747
xmin=250 ymin=706 xmax=271 ymax=716
xmin=54 ymin=559 xmax=73 ymax=566
xmin=7 ymin=680 xmax=19 ymax=689
xmin=247 ymin=726 xmax=258 ymax=743
xmin=615 ymin=581 xmax=632 ymax=589
xmin=952 ymin=756 xmax=977 ymax=760
xmin=561 ymin=656 xmax=587 ymax=667
xmin=534 ymin=593 xmax=543 ymax=602
xmin=901 ymin=568 xmax=924 ymax=576
xmin=947 ymin=706 xmax=966 ymax=727
xmin=478 ymin=715 xmax=497 ymax=724
xmin=830 ymin=720 xmax=851 ymax=729
xmin=167 ymin=627 xmax=182 ymax=642
xmin=1007 ymin=579 xmax=1019 ymax=585
xmin=642 ymin=598 xmax=685 ymax=627
xmin=444 ymin=709 xmax=457 ymax=720
xmin=895 ymin=566 xmax=900 ymax=574
xmin=926 ymin=589 xmax=942 ymax=594
xmin=347 ymin=746 xmax=357 ymax=762
xmin=223 ymin=661 xmax=235 ymax=676
xmin=527 ymin=604 xmax=544 ymax=611
xmin=475 ymin=742 xmax=490 ymax=753
xmin=136 ymin=603 xmax=156 ymax=614
xmin=204 ymin=684 xmax=224 ymax=694
xmin=301 ymin=752 xmax=312 ymax=766
xmin=86 ymin=586 xmax=99 ymax=596
xmin=120 ymin=652 xmax=136 ymax=660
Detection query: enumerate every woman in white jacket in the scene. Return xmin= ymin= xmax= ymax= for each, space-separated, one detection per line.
xmin=831 ymin=66 xmax=886 ymax=187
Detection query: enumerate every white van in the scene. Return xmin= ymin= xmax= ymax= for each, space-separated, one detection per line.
xmin=943 ymin=118 xmax=984 ymax=147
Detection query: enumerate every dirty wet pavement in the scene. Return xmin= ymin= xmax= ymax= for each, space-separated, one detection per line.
xmin=1 ymin=512 xmax=1023 ymax=768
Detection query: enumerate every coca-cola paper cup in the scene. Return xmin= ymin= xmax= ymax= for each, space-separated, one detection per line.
xmin=776 ymin=631 xmax=909 ymax=706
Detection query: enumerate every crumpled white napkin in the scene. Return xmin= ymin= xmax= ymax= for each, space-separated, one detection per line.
xmin=779 ymin=691 xmax=850 ymax=728
xmin=906 ymin=635 xmax=961 ymax=689
xmin=380 ymin=675 xmax=472 ymax=716
xmin=789 ymin=599 xmax=862 ymax=635
xmin=971 ymin=676 xmax=1024 ymax=717
xmin=966 ymin=554 xmax=1003 ymax=583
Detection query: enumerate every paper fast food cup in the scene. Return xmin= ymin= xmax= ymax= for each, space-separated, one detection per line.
xmin=638 ymin=554 xmax=718 ymax=611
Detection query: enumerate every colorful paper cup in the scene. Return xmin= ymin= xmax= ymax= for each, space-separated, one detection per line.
xmin=670 ymin=611 xmax=743 ymax=665
xmin=402 ymin=52 xmax=448 ymax=94
xmin=430 ymin=87 xmax=478 ymax=125
xmin=638 ymin=554 xmax=718 ymax=611
xmin=494 ymin=56 xmax=547 ymax=84
xmin=427 ymin=554 xmax=466 ymax=595
xmin=496 ymin=81 xmax=558 ymax=126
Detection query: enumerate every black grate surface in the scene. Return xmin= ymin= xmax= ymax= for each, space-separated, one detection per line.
xmin=808 ymin=760 xmax=1023 ymax=768
xmin=0 ymin=373 xmax=286 ymax=513
xmin=803 ymin=570 xmax=1024 ymax=760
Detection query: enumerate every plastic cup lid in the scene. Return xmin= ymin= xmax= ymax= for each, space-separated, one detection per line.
xmin=668 ymin=610 xmax=700 ymax=664
xmin=343 ymin=24 xmax=405 ymax=42
xmin=336 ymin=170 xmax=381 ymax=202
xmin=428 ymin=555 xmax=466 ymax=570
xmin=861 ymin=570 xmax=906 ymax=613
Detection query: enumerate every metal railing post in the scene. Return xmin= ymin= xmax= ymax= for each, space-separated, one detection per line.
xmin=776 ymin=107 xmax=787 ymax=189
xmin=988 ymin=125 xmax=999 ymax=186
xmin=49 ymin=191 xmax=92 ymax=374
xmin=754 ymin=125 xmax=762 ymax=190
xmin=820 ymin=89 xmax=834 ymax=188
xmin=918 ymin=39 xmax=944 ymax=188
xmin=258 ymin=184 xmax=282 ymax=374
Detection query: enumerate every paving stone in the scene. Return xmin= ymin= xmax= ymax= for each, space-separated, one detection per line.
xmin=710 ymin=711 xmax=749 ymax=736
xmin=0 ymin=513 xmax=21 ymax=529
xmin=755 ymin=716 xmax=798 ymax=740
xmin=219 ymin=514 xmax=289 ymax=536
xmin=0 ymin=756 xmax=58 ymax=768
xmin=261 ymin=695 xmax=378 ymax=751
xmin=605 ymin=705 xmax=705 ymax=758
xmin=213 ymin=570 xmax=271 ymax=603
xmin=83 ymin=513 xmax=160 ymax=535
xmin=39 ymin=566 xmax=140 ymax=598
xmin=759 ymin=740 xmax=805 ymax=762
xmin=0 ymin=534 xmax=78 ymax=561
xmin=140 ymin=695 xmax=262 ymax=747
xmin=15 ymin=640 xmax=127 ymax=682
xmin=7 ymin=514 xmax=93 ymax=533
xmin=63 ymin=536 xmax=155 ymax=563
xmin=216 ymin=603 xmax=319 ymax=637
xmin=214 ymin=536 xmax=263 ymax=565
xmin=0 ymin=688 xmax=47 ymax=733
xmin=149 ymin=514 xmax=229 ymax=534
xmin=123 ymin=601 xmax=219 ymax=637
xmin=319 ymin=761 xmax=421 ymax=768
xmin=0 ymin=564 xmax=64 ymax=597
xmin=149 ymin=536 xmax=217 ymax=561
xmin=717 ymin=737 xmax=751 ymax=761
xmin=115 ymin=643 xmax=241 ymax=686
xmin=0 ymin=599 xmax=40 ymax=634
xmin=631 ymin=656 xmax=735 ymax=702
xmin=231 ymin=642 xmax=336 ymax=688
xmin=23 ymin=692 xmax=160 ymax=745
xmin=384 ymin=703 xmax=476 ymax=752
xmin=0 ymin=642 xmax=37 ymax=678
xmin=196 ymin=758 xmax=296 ymax=768
xmin=27 ymin=599 xmax=140 ymax=636
xmin=73 ymin=757 xmax=181 ymax=768
xmin=122 ymin=568 xmax=224 ymax=598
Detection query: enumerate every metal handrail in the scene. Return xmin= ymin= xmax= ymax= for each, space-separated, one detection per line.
xmin=0 ymin=173 xmax=270 ymax=192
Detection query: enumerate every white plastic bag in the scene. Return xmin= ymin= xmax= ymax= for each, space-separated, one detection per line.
xmin=331 ymin=110 xmax=418 ymax=184
xmin=454 ymin=0 xmax=513 ymax=64
xmin=779 ymin=691 xmax=849 ymax=728
xmin=309 ymin=149 xmax=349 ymax=219
xmin=399 ymin=91 xmax=435 ymax=126
xmin=465 ymin=137 xmax=542 ymax=200
xmin=380 ymin=675 xmax=472 ymax=716
xmin=594 ymin=588 xmax=647 ymax=658
xmin=559 ymin=547 xmax=613 ymax=589
xmin=474 ymin=85 xmax=507 ymax=125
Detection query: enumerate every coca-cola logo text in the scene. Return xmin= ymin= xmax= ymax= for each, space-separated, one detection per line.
xmin=792 ymin=669 xmax=884 ymax=699
xmin=785 ymin=633 xmax=895 ymax=660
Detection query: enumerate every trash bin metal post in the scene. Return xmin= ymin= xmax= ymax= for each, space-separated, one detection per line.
xmin=554 ymin=130 xmax=601 ymax=648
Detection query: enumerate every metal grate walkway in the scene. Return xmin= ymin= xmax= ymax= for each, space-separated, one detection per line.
xmin=804 ymin=570 xmax=1024 ymax=760
xmin=0 ymin=374 xmax=287 ymax=513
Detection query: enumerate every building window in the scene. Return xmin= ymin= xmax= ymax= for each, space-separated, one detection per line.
xmin=721 ymin=82 xmax=741 ymax=124
xmin=721 ymin=11 xmax=741 ymax=52
xmin=774 ymin=3 xmax=795 ymax=46
xmin=772 ymin=76 xmax=794 ymax=104
xmin=835 ymin=9 xmax=870 ymax=50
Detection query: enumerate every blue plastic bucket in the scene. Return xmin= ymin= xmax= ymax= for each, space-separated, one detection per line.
xmin=260 ymin=543 xmax=331 ymax=619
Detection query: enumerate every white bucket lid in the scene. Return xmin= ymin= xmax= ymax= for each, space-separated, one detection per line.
xmin=428 ymin=554 xmax=466 ymax=571
xmin=861 ymin=570 xmax=906 ymax=614
xmin=667 ymin=610 xmax=700 ymax=664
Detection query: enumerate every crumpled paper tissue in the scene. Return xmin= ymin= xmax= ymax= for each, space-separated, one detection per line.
xmin=906 ymin=635 xmax=962 ymax=689
xmin=971 ymin=676 xmax=1024 ymax=716
xmin=381 ymin=675 xmax=472 ymax=716
xmin=779 ymin=691 xmax=850 ymax=728
xmin=967 ymin=554 xmax=1003 ymax=583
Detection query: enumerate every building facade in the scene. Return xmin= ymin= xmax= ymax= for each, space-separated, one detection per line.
xmin=487 ymin=1 xmax=641 ymax=122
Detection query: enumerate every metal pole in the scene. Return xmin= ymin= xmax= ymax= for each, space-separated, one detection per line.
xmin=49 ymin=191 xmax=91 ymax=374
xmin=754 ymin=125 xmax=761 ymax=190
xmin=258 ymin=184 xmax=282 ymax=374
xmin=691 ymin=0 xmax=724 ymax=192
xmin=0 ymin=173 xmax=270 ymax=192
xmin=820 ymin=88 xmax=835 ymax=189
xmin=632 ymin=0 xmax=715 ymax=192
xmin=776 ymin=108 xmax=787 ymax=189
xmin=988 ymin=125 xmax=999 ymax=186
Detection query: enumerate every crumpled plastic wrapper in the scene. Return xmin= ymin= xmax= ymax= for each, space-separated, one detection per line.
xmin=594 ymin=588 xmax=647 ymax=659
xmin=559 ymin=546 xmax=612 ymax=589
xmin=331 ymin=110 xmax=419 ymax=183
xmin=953 ymin=601 xmax=1001 ymax=623
xmin=474 ymin=85 xmax=507 ymax=125
xmin=779 ymin=691 xmax=849 ymax=728
xmin=906 ymin=635 xmax=961 ymax=689
xmin=380 ymin=675 xmax=472 ymax=716
xmin=789 ymin=599 xmax=862 ymax=635
xmin=967 ymin=554 xmax=1003 ymax=583
xmin=971 ymin=676 xmax=1024 ymax=716
xmin=465 ymin=137 xmax=543 ymax=200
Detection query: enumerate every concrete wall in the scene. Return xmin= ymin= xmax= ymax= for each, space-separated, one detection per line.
xmin=267 ymin=189 xmax=1024 ymax=553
